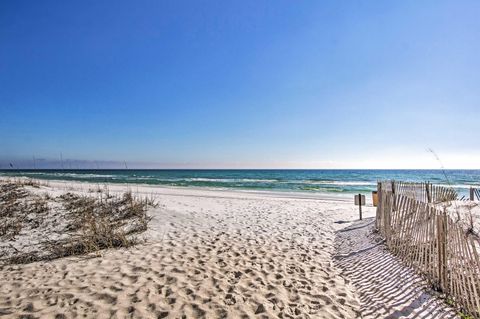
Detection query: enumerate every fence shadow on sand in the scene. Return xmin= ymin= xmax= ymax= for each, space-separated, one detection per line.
xmin=334 ymin=217 xmax=457 ymax=318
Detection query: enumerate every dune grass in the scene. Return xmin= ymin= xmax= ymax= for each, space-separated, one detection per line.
xmin=0 ymin=179 xmax=156 ymax=265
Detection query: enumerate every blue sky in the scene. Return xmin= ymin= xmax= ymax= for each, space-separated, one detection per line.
xmin=1 ymin=1 xmax=479 ymax=169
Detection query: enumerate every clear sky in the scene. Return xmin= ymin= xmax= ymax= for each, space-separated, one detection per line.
xmin=1 ymin=1 xmax=479 ymax=169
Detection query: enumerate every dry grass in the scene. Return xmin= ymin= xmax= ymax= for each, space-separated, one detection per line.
xmin=50 ymin=191 xmax=154 ymax=258
xmin=0 ymin=179 xmax=156 ymax=265
xmin=0 ymin=181 xmax=48 ymax=240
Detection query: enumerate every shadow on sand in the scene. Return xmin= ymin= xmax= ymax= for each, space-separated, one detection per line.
xmin=334 ymin=217 xmax=457 ymax=319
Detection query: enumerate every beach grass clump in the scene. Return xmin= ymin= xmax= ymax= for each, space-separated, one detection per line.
xmin=49 ymin=191 xmax=154 ymax=258
xmin=0 ymin=179 xmax=156 ymax=265
xmin=0 ymin=180 xmax=48 ymax=240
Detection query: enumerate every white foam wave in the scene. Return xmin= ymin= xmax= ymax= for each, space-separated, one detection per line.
xmin=48 ymin=173 xmax=116 ymax=179
xmin=301 ymin=180 xmax=376 ymax=186
xmin=186 ymin=178 xmax=278 ymax=183
xmin=436 ymin=184 xmax=480 ymax=189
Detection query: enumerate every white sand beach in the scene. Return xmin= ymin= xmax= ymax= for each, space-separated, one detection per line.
xmin=2 ymin=0 xmax=478 ymax=317
xmin=0 ymin=179 xmax=456 ymax=318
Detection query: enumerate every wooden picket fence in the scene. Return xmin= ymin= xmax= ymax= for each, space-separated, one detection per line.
xmin=380 ymin=180 xmax=458 ymax=204
xmin=471 ymin=187 xmax=480 ymax=201
xmin=376 ymin=181 xmax=480 ymax=317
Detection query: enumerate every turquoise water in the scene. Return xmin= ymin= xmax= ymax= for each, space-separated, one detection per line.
xmin=1 ymin=169 xmax=479 ymax=197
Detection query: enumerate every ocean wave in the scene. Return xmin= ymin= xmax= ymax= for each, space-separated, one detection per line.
xmin=127 ymin=176 xmax=182 ymax=181
xmin=300 ymin=186 xmax=345 ymax=192
xmin=435 ymin=184 xmax=480 ymax=189
xmin=49 ymin=173 xmax=117 ymax=179
xmin=15 ymin=172 xmax=118 ymax=179
xmin=118 ymin=177 xmax=281 ymax=184
xmin=301 ymin=180 xmax=376 ymax=186
xmin=185 ymin=178 xmax=279 ymax=183
xmin=2 ymin=170 xmax=478 ymax=195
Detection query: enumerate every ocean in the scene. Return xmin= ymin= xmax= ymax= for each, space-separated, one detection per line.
xmin=1 ymin=169 xmax=480 ymax=198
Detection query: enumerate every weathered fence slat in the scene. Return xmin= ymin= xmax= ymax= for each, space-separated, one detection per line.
xmin=376 ymin=180 xmax=480 ymax=318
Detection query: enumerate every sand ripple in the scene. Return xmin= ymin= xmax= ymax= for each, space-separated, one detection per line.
xmin=1 ymin=186 xmax=363 ymax=318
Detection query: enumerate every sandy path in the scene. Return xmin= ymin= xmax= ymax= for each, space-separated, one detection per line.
xmin=334 ymin=218 xmax=457 ymax=318
xmin=0 ymin=182 xmax=374 ymax=318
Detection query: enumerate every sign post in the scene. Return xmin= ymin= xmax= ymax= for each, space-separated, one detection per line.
xmin=354 ymin=194 xmax=366 ymax=220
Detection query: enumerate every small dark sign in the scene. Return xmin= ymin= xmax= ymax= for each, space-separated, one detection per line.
xmin=354 ymin=194 xmax=365 ymax=220
xmin=355 ymin=194 xmax=366 ymax=206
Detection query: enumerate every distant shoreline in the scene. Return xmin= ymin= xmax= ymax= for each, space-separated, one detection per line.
xmin=1 ymin=168 xmax=480 ymax=171
xmin=1 ymin=169 xmax=478 ymax=199
xmin=0 ymin=176 xmax=358 ymax=204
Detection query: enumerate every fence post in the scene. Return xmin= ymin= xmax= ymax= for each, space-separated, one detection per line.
xmin=470 ymin=187 xmax=475 ymax=201
xmin=391 ymin=180 xmax=396 ymax=212
xmin=385 ymin=192 xmax=392 ymax=245
xmin=436 ymin=212 xmax=447 ymax=292
xmin=426 ymin=182 xmax=432 ymax=203
xmin=376 ymin=182 xmax=381 ymax=229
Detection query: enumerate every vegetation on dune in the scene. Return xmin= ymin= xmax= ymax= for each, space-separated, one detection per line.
xmin=0 ymin=180 xmax=49 ymax=240
xmin=0 ymin=179 xmax=156 ymax=265
xmin=51 ymin=191 xmax=155 ymax=258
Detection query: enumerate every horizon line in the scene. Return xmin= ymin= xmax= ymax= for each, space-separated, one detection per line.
xmin=1 ymin=168 xmax=479 ymax=171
